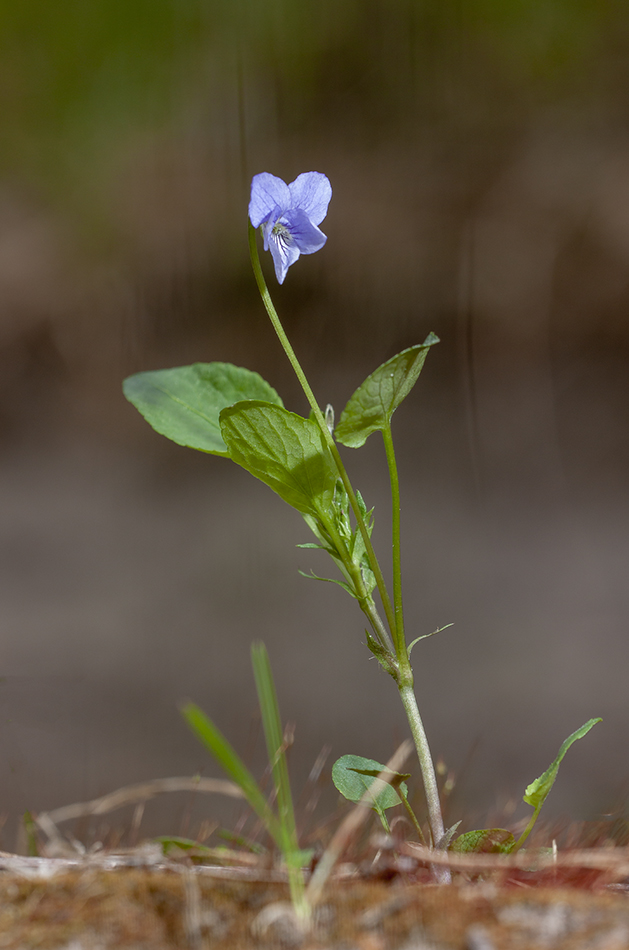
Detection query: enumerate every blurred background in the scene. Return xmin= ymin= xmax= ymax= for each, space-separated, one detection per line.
xmin=0 ymin=0 xmax=628 ymax=851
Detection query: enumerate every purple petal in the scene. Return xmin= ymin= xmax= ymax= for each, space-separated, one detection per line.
xmin=288 ymin=172 xmax=332 ymax=226
xmin=249 ymin=173 xmax=290 ymax=228
xmin=266 ymin=227 xmax=302 ymax=284
xmin=282 ymin=208 xmax=327 ymax=255
xmin=261 ymin=209 xmax=282 ymax=252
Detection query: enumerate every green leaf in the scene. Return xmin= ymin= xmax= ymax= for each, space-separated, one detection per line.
xmin=335 ymin=334 xmax=439 ymax=448
xmin=220 ymin=401 xmax=338 ymax=517
xmin=450 ymin=828 xmax=516 ymax=854
xmin=332 ymin=754 xmax=408 ymax=811
xmin=123 ymin=363 xmax=283 ymax=456
xmin=298 ymin=569 xmax=357 ymax=597
xmin=523 ymin=717 xmax=602 ymax=811
xmin=154 ymin=836 xmax=216 ymax=856
xmin=407 ymin=623 xmax=453 ymax=656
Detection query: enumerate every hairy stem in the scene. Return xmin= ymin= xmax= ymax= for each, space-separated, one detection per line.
xmin=382 ymin=424 xmax=448 ymax=872
xmin=398 ymin=683 xmax=451 ymax=884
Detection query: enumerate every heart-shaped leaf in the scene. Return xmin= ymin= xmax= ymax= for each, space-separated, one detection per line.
xmin=220 ymin=401 xmax=338 ymax=517
xmin=123 ymin=363 xmax=283 ymax=456
xmin=335 ymin=334 xmax=439 ymax=448
xmin=332 ymin=754 xmax=409 ymax=811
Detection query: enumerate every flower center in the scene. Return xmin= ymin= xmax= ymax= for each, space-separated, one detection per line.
xmin=271 ymin=220 xmax=293 ymax=246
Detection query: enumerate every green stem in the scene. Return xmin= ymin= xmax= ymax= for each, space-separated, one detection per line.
xmin=286 ymin=856 xmax=310 ymax=923
xmin=398 ymin=683 xmax=450 ymax=884
xmin=319 ymin=513 xmax=395 ymax=657
xmin=383 ymin=419 xmax=447 ymax=877
xmin=511 ymin=806 xmax=541 ymax=854
xmin=398 ymin=790 xmax=427 ymax=846
xmin=248 ymin=223 xmax=397 ymax=642
xmin=249 ymin=225 xmax=447 ymax=881
xmin=381 ymin=423 xmax=407 ymax=665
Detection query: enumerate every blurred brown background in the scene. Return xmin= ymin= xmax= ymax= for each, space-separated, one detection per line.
xmin=0 ymin=0 xmax=628 ymax=849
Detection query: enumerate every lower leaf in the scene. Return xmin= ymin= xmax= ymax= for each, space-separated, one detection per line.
xmin=450 ymin=828 xmax=516 ymax=854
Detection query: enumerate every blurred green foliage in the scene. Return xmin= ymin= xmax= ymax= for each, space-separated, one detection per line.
xmin=0 ymin=0 xmax=209 ymax=184
xmin=0 ymin=0 xmax=625 ymax=193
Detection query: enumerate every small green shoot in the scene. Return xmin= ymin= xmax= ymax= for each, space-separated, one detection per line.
xmin=512 ymin=717 xmax=602 ymax=852
xmin=22 ymin=811 xmax=39 ymax=857
xmin=182 ymin=642 xmax=309 ymax=921
xmin=450 ymin=717 xmax=602 ymax=855
xmin=250 ymin=641 xmax=308 ymax=918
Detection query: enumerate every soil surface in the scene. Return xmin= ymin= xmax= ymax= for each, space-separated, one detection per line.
xmin=0 ymin=863 xmax=628 ymax=950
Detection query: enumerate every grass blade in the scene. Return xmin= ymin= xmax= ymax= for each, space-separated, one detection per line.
xmin=250 ymin=642 xmax=308 ymax=919
xmin=180 ymin=701 xmax=281 ymax=846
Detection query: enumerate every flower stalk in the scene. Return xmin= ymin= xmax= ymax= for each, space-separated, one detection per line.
xmin=248 ymin=223 xmax=398 ymax=643
xmin=381 ymin=422 xmax=408 ymax=667
xmin=248 ymin=208 xmax=448 ymax=876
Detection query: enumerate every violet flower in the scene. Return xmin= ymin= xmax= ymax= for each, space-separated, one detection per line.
xmin=249 ymin=171 xmax=332 ymax=283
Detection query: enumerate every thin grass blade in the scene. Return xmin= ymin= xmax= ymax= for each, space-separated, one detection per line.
xmin=180 ymin=701 xmax=281 ymax=846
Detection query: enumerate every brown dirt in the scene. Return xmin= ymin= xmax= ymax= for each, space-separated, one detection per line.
xmin=0 ymin=865 xmax=627 ymax=950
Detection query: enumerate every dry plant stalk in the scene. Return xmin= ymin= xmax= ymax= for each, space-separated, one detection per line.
xmin=404 ymin=841 xmax=629 ymax=878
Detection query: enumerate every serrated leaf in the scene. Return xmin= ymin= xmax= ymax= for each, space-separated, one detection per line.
xmin=123 ymin=363 xmax=283 ymax=456
xmin=335 ymin=334 xmax=439 ymax=448
xmin=523 ymin=718 xmax=602 ymax=811
xmin=332 ymin=754 xmax=408 ymax=811
xmin=450 ymin=828 xmax=516 ymax=854
xmin=220 ymin=401 xmax=338 ymax=517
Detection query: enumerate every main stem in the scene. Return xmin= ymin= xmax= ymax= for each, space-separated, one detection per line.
xmin=382 ymin=422 xmax=448 ymax=874
xmin=398 ymin=684 xmax=451 ymax=884
xmin=249 ymin=225 xmax=449 ymax=879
